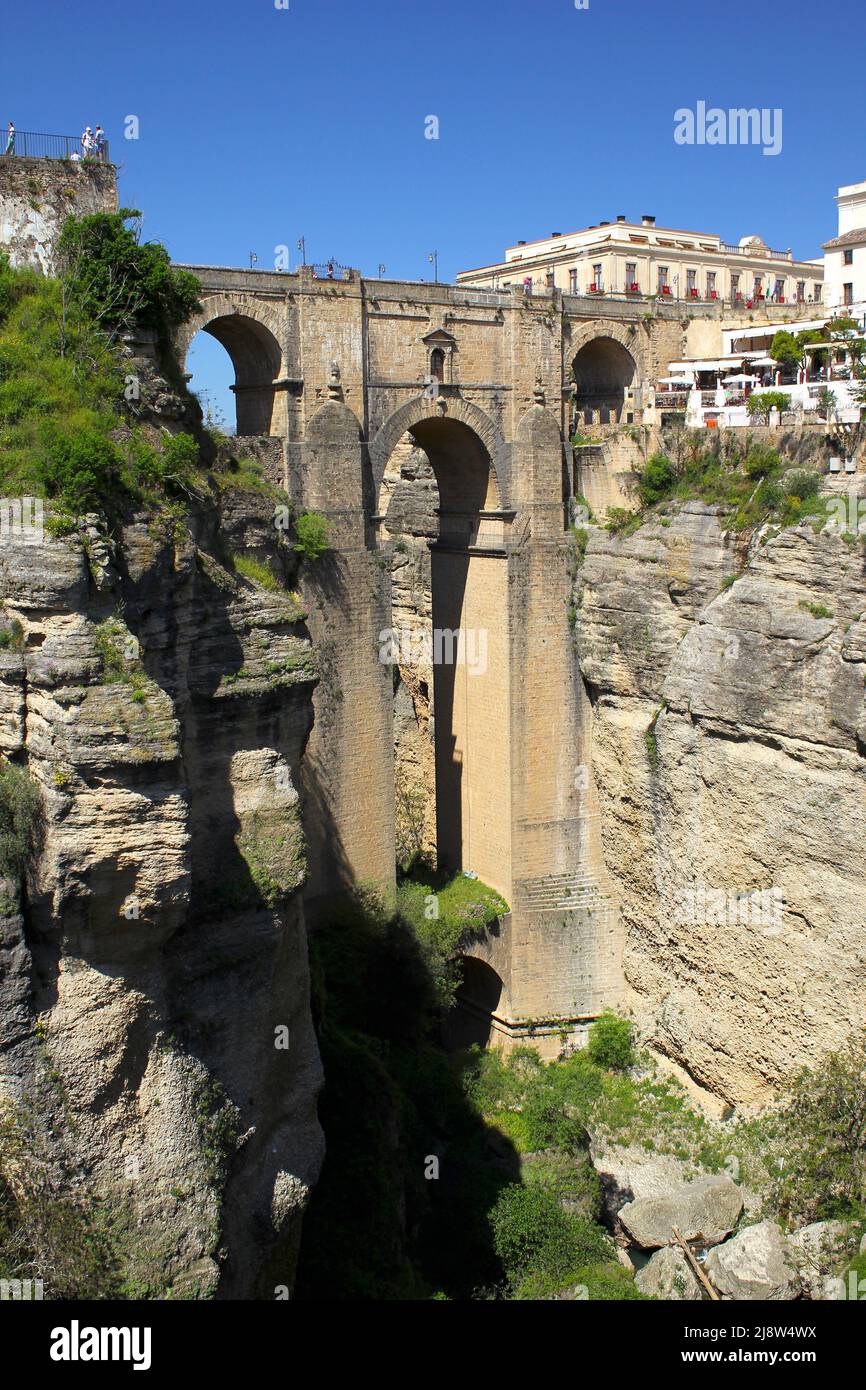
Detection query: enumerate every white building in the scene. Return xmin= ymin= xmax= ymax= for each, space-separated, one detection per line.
xmin=823 ymin=178 xmax=866 ymax=313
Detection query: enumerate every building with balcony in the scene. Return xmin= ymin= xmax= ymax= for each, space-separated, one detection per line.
xmin=456 ymin=214 xmax=824 ymax=307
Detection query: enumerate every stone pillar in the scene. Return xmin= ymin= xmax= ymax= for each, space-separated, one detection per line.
xmin=503 ymin=402 xmax=625 ymax=1040
xmin=297 ymin=380 xmax=396 ymax=911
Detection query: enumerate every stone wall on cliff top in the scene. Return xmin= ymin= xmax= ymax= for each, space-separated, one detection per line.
xmin=575 ymin=499 xmax=866 ymax=1107
xmin=0 ymin=471 xmax=324 ymax=1297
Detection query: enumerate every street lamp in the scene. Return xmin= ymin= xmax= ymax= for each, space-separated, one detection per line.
xmin=428 ymin=250 xmax=439 ymax=284
xmin=297 ymin=236 xmax=306 ymax=266
xmin=378 ymin=263 xmax=386 ymax=278
xmin=249 ymin=252 xmax=258 ymax=269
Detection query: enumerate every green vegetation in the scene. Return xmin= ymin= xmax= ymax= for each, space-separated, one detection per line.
xmin=736 ymin=1035 xmax=866 ymax=1226
xmin=397 ymin=866 xmax=509 ymax=1009
xmin=604 ymin=506 xmax=642 ymax=538
xmin=637 ymin=451 xmax=676 ymax=506
xmin=799 ymin=600 xmax=834 ymax=620
xmin=0 ymin=757 xmax=41 ymax=891
xmin=490 ymin=1183 xmax=624 ymax=1300
xmin=0 ymin=1103 xmax=171 ymax=1299
xmin=232 ymin=552 xmax=283 ymax=591
xmin=92 ymin=616 xmax=149 ymax=698
xmin=0 ymin=616 xmax=24 ymax=651
xmin=56 ymin=208 xmax=200 ymax=347
xmin=0 ymin=244 xmax=203 ymax=517
xmin=746 ymin=390 xmax=790 ymax=423
xmin=623 ymin=435 xmax=828 ymax=536
xmin=587 ymin=1010 xmax=635 ymax=1070
xmin=294 ymin=510 xmax=329 ymax=561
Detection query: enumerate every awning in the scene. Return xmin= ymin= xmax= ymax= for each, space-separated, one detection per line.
xmin=727 ymin=318 xmax=828 ymax=340
xmin=667 ymin=357 xmax=745 ymax=372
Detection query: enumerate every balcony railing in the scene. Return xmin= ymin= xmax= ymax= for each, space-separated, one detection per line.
xmin=1 ymin=130 xmax=110 ymax=162
xmin=721 ymin=242 xmax=792 ymax=260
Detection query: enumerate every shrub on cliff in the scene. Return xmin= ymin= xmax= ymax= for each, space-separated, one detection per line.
xmin=587 ymin=1010 xmax=636 ymax=1071
xmin=739 ymin=1034 xmax=866 ymax=1226
xmin=0 ymin=758 xmax=41 ymax=892
xmin=637 ymin=451 xmax=676 ymax=506
xmin=293 ymin=510 xmax=329 ymax=561
xmin=57 ymin=209 xmax=200 ymax=344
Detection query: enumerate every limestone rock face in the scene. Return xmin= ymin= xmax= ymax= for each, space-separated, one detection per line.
xmin=0 ymin=494 xmax=323 ymax=1299
xmin=0 ymin=157 xmax=118 ymax=274
xmin=576 ymin=506 xmax=866 ymax=1104
xmin=704 ymin=1220 xmax=795 ymax=1300
xmin=619 ymin=1174 xmax=743 ymax=1250
xmin=635 ymin=1245 xmax=704 ymax=1300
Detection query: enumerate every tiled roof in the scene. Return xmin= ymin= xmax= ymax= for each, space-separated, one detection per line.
xmin=822 ymin=227 xmax=866 ymax=249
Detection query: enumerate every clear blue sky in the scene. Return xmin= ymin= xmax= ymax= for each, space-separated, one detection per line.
xmin=4 ymin=0 xmax=864 ymax=423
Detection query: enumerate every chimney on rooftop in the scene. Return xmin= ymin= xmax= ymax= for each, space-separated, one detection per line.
xmin=551 ymin=231 xmax=561 ymax=237
xmin=617 ymin=214 xmax=626 ymax=222
xmin=642 ymin=214 xmax=656 ymax=226
xmin=517 ymin=239 xmax=526 ymax=245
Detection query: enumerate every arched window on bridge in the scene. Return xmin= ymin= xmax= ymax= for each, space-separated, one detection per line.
xmin=430 ymin=347 xmax=445 ymax=384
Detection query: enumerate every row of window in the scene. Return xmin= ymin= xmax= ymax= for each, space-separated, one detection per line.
xmin=554 ymin=263 xmax=820 ymax=302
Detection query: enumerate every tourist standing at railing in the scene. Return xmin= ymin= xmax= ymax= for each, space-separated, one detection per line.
xmin=3 ymin=122 xmax=14 ymax=155
xmin=80 ymin=126 xmax=94 ymax=158
xmin=94 ymin=125 xmax=106 ymax=160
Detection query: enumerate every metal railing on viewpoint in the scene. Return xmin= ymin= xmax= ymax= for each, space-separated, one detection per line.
xmin=2 ymin=130 xmax=111 ymax=162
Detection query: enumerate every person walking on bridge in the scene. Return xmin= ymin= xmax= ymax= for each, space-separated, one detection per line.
xmin=4 ymin=122 xmax=14 ymax=156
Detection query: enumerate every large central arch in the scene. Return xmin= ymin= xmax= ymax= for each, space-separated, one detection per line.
xmin=374 ymin=404 xmax=512 ymax=899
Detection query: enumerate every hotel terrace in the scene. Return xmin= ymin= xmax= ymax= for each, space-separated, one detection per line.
xmin=455 ymin=214 xmax=824 ymax=306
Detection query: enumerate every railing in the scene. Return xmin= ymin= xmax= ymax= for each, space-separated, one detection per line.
xmin=310 ymin=260 xmax=351 ymax=280
xmin=721 ymin=242 xmax=792 ymax=260
xmin=1 ymin=130 xmax=110 ymax=161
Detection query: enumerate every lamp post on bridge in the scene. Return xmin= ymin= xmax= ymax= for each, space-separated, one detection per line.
xmin=428 ymin=250 xmax=439 ymax=284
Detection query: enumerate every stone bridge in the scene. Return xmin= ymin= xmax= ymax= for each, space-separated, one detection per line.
xmin=171 ymin=263 xmax=725 ymax=1048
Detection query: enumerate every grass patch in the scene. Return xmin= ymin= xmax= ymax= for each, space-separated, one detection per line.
xmin=232 ymin=553 xmax=283 ymax=591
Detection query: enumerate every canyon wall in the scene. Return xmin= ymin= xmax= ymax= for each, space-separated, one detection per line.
xmin=576 ymin=497 xmax=866 ymax=1106
xmin=0 ymin=417 xmax=324 ymax=1295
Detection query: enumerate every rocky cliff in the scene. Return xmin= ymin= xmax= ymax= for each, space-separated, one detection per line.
xmin=576 ymin=498 xmax=866 ymax=1106
xmin=0 ymin=448 xmax=324 ymax=1296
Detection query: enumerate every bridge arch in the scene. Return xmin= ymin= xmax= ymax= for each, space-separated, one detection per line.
xmin=567 ymin=321 xmax=643 ymax=424
xmin=373 ymin=406 xmax=511 ymax=901
xmin=369 ymin=395 xmax=507 ymax=516
xmin=178 ymin=294 xmax=287 ymax=436
xmin=442 ymin=955 xmax=507 ymax=1050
